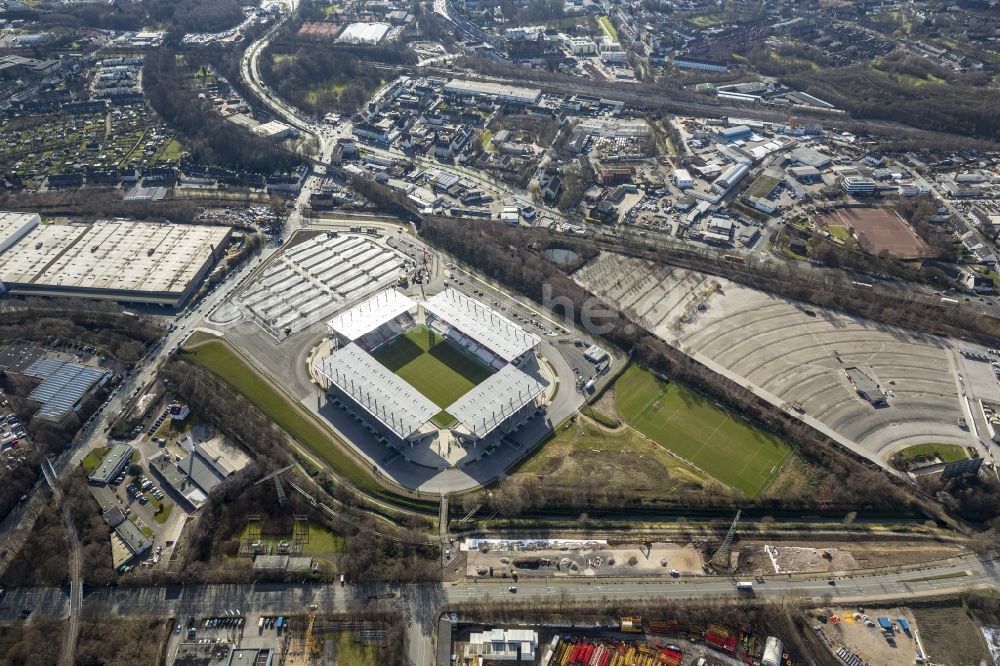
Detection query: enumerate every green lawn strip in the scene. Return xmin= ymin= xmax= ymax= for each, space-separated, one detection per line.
xmin=826 ymin=224 xmax=850 ymax=241
xmin=180 ymin=340 xmax=434 ymax=512
xmin=239 ymin=521 xmax=347 ymax=555
xmin=372 ymin=326 xmax=493 ymax=408
xmin=144 ymin=492 xmax=173 ymax=524
xmin=81 ymin=446 xmax=110 ymax=473
xmin=615 ymin=366 xmax=791 ymax=496
xmin=894 ymin=443 xmax=968 ymax=464
xmin=597 ymin=15 xmax=618 ymax=41
xmin=900 ymin=571 xmax=968 ymax=583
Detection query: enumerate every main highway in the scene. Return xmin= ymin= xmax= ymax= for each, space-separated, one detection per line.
xmin=0 ymin=551 xmax=997 ymax=662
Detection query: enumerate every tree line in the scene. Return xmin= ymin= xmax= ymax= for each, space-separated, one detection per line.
xmin=48 ymin=0 xmax=251 ymax=35
xmin=143 ymin=49 xmax=295 ymax=174
xmin=259 ymin=44 xmax=390 ymax=118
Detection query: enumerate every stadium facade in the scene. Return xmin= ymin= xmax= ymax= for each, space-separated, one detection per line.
xmin=314 ymin=288 xmax=546 ymax=448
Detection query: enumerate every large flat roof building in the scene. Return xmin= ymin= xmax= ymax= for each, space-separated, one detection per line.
xmin=23 ymin=358 xmax=111 ymax=423
xmin=0 ymin=220 xmax=231 ymax=307
xmin=0 ymin=212 xmax=39 ymax=255
xmin=336 ymin=22 xmax=390 ymax=44
xmin=443 ymin=79 xmax=542 ymax=106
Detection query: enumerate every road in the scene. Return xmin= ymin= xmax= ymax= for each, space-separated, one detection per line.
xmin=1 ymin=551 xmax=998 ymax=664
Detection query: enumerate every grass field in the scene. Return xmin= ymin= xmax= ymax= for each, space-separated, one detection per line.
xmin=372 ymin=327 xmax=494 ymax=412
xmin=615 ymin=366 xmax=791 ymax=496
xmin=893 ymin=443 xmax=968 ymax=464
xmin=239 ymin=521 xmax=346 ymax=556
xmin=516 ymin=414 xmax=713 ymax=494
xmin=180 ymin=340 xmax=436 ymax=512
xmin=597 ymin=15 xmax=618 ymax=41
xmin=826 ymin=224 xmax=850 ymax=241
xmin=331 ymin=633 xmax=379 ymax=665
xmin=81 ymin=447 xmax=110 ymax=473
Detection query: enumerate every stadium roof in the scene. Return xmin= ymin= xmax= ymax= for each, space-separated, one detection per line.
xmin=448 ymin=364 xmax=546 ymax=439
xmin=326 ymin=289 xmax=417 ymax=341
xmin=423 ymin=289 xmax=539 ymax=362
xmin=25 ymin=358 xmax=111 ymax=421
xmin=316 ymin=343 xmax=439 ymax=440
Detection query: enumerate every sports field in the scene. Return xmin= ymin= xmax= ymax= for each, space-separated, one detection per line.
xmin=615 ymin=366 xmax=792 ymax=496
xmin=372 ymin=326 xmax=494 ymax=411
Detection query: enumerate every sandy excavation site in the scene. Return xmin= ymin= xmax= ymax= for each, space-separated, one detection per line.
xmin=461 ymin=539 xmax=704 ymax=578
xmin=572 ymin=252 xmax=974 ymax=466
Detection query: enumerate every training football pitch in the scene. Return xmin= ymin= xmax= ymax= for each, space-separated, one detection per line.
xmin=372 ymin=327 xmax=494 ymax=414
xmin=615 ymin=366 xmax=792 ymax=496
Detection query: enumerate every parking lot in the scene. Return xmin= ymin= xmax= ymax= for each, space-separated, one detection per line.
xmin=574 ymin=252 xmax=972 ymax=465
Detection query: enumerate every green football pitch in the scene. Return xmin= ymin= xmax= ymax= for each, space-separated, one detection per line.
xmin=615 ymin=366 xmax=792 ymax=496
xmin=372 ymin=327 xmax=494 ymax=415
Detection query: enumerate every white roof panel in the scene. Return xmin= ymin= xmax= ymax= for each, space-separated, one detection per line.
xmin=315 ymin=343 xmax=438 ymax=439
xmin=326 ymin=289 xmax=417 ymax=341
xmin=448 ymin=364 xmax=546 ymax=439
xmin=423 ymin=289 xmax=539 ymax=362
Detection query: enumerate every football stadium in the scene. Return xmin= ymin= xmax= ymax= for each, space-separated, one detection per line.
xmin=314 ymin=287 xmax=548 ymax=452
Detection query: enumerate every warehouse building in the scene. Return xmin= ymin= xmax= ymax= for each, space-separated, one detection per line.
xmin=0 ymin=220 xmax=231 ymax=307
xmin=443 ymin=79 xmax=542 ymax=106
xmin=0 ymin=212 xmax=39 ymax=255
xmin=712 ymin=163 xmax=750 ymax=195
xmin=88 ymin=442 xmax=134 ymax=486
xmin=21 ymin=357 xmax=111 ymax=424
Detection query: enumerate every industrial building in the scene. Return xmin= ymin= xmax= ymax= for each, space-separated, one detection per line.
xmin=0 ymin=220 xmax=231 ymax=307
xmin=336 ymin=22 xmax=390 ymax=44
xmin=0 ymin=211 xmax=39 ymax=255
xmin=443 ymin=79 xmax=542 ymax=106
xmin=718 ymin=125 xmax=753 ymax=141
xmin=88 ymin=442 xmax=134 ymax=486
xmin=149 ymin=439 xmax=250 ymax=508
xmin=464 ymin=628 xmax=538 ymax=663
xmin=20 ymin=357 xmax=111 ymax=424
xmin=713 ymin=163 xmax=750 ymax=195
